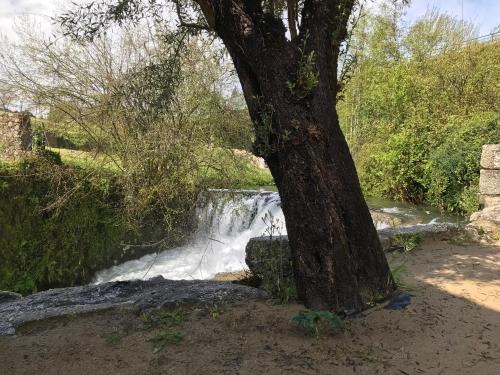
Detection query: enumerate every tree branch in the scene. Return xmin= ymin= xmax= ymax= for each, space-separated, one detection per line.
xmin=193 ymin=0 xmax=216 ymax=30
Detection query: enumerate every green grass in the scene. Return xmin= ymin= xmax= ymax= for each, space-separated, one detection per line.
xmin=149 ymin=331 xmax=183 ymax=353
xmin=48 ymin=147 xmax=121 ymax=172
xmin=141 ymin=307 xmax=188 ymax=353
xmin=291 ymin=309 xmax=345 ymax=337
xmin=46 ymin=146 xmax=274 ymax=188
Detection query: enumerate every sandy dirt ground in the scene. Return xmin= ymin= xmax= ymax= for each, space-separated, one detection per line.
xmin=1 ymin=238 xmax=499 ymax=375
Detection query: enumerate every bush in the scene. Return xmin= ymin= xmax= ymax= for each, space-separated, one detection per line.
xmin=423 ymin=114 xmax=499 ymax=214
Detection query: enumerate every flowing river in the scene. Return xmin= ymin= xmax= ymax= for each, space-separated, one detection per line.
xmin=94 ymin=189 xmax=460 ymax=284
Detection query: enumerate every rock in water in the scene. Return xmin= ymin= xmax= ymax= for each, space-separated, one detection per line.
xmin=0 ymin=277 xmax=268 ymax=336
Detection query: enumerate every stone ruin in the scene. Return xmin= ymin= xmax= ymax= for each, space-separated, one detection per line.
xmin=469 ymin=144 xmax=500 ymax=233
xmin=0 ymin=110 xmax=32 ymax=160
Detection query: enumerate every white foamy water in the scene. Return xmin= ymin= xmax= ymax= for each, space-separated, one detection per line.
xmin=94 ymin=190 xmax=286 ymax=283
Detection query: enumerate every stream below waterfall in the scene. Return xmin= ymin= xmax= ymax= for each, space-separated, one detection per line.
xmin=93 ymin=189 xmax=461 ymax=284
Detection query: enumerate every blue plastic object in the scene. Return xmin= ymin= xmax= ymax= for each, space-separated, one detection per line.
xmin=384 ymin=292 xmax=414 ymax=310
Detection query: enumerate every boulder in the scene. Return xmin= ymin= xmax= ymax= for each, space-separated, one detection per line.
xmin=245 ymin=236 xmax=294 ymax=300
xmin=469 ymin=206 xmax=500 ymax=237
xmin=480 ymin=195 xmax=500 ymax=209
xmin=470 ymin=206 xmax=500 ymax=224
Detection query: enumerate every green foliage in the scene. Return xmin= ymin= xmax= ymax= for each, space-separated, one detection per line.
xmin=149 ymin=331 xmax=183 ymax=353
xmin=338 ymin=6 xmax=500 ymax=214
xmin=209 ymin=304 xmax=224 ymax=320
xmin=392 ymin=233 xmax=421 ymax=253
xmin=142 ymin=307 xmax=187 ymax=353
xmin=253 ymin=101 xmax=275 ymax=157
xmin=156 ymin=308 xmax=189 ymax=328
xmin=291 ymin=309 xmax=345 ymax=337
xmin=389 ymin=260 xmax=412 ymax=291
xmin=31 ymin=121 xmax=47 ymax=153
xmin=423 ymin=114 xmax=498 ymax=213
xmin=288 ymin=47 xmax=319 ymax=98
xmin=0 ymin=156 xmax=128 ymax=294
xmin=103 ymin=331 xmax=124 ymax=346
xmin=4 ymin=27 xmax=264 ymax=238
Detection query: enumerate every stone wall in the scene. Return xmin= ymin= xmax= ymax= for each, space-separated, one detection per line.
xmin=0 ymin=110 xmax=32 ymax=160
xmin=469 ymin=144 xmax=500 ymax=234
xmin=479 ymin=144 xmax=500 ymax=208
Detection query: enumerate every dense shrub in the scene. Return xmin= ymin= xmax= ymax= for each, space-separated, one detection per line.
xmin=423 ymin=114 xmax=499 ymax=213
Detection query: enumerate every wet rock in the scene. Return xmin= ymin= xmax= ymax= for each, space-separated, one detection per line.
xmin=0 ymin=277 xmax=268 ymax=336
xmin=0 ymin=291 xmax=22 ymax=304
xmin=370 ymin=211 xmax=402 ymax=228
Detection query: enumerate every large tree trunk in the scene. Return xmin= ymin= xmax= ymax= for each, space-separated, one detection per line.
xmin=269 ymin=109 xmax=393 ymax=311
xmin=198 ymin=0 xmax=395 ymax=312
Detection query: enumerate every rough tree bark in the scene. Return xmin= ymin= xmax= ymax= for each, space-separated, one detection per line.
xmin=196 ymin=0 xmax=395 ymax=312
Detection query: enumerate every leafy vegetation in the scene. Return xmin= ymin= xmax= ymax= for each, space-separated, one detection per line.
xmin=149 ymin=331 xmax=184 ymax=353
xmin=141 ymin=307 xmax=188 ymax=353
xmin=338 ymin=6 xmax=500 ymax=215
xmin=291 ymin=309 xmax=345 ymax=337
xmin=389 ymin=260 xmax=412 ymax=292
xmin=392 ymin=233 xmax=422 ymax=253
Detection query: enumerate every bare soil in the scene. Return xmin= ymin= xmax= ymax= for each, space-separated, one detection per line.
xmin=1 ymin=238 xmax=499 ymax=375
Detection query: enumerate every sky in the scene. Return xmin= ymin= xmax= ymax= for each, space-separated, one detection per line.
xmin=404 ymin=0 xmax=499 ymax=35
xmin=0 ymin=0 xmax=499 ymax=39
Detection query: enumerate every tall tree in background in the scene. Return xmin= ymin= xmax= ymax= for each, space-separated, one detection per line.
xmin=61 ymin=0 xmax=395 ymax=312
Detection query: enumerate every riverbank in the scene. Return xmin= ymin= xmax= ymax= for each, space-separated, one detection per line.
xmin=1 ymin=238 xmax=499 ymax=374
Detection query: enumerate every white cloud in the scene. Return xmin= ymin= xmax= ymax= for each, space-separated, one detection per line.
xmin=0 ymin=0 xmax=73 ymax=40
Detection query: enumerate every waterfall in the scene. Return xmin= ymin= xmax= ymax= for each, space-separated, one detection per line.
xmin=94 ymin=190 xmax=286 ymax=283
